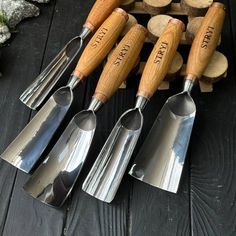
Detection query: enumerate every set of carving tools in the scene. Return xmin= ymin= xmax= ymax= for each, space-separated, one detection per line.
xmin=1 ymin=0 xmax=225 ymax=207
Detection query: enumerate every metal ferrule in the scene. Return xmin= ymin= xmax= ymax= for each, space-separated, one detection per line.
xmin=183 ymin=75 xmax=197 ymax=93
xmin=135 ymin=96 xmax=149 ymax=111
xmin=67 ymin=75 xmax=81 ymax=90
xmin=88 ymin=97 xmax=103 ymax=112
xmin=79 ymin=27 xmax=91 ymax=40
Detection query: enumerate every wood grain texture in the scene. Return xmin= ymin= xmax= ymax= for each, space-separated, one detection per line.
xmin=200 ymin=51 xmax=228 ymax=83
xmin=74 ymin=9 xmax=128 ymax=79
xmin=94 ymin=24 xmax=147 ymax=102
xmin=186 ymin=17 xmax=204 ymax=43
xmin=190 ymin=0 xmax=236 ymax=235
xmin=138 ymin=52 xmax=184 ymax=81
xmin=143 ymin=0 xmax=172 ymax=15
xmin=0 ymin=0 xmax=91 ymax=235
xmin=0 ymin=2 xmax=56 ymax=236
xmin=129 ymin=85 xmax=191 ymax=236
xmin=137 ymin=20 xmax=184 ymax=99
xmin=229 ymin=0 xmax=236 ymax=59
xmin=84 ymin=0 xmax=121 ymax=31
xmin=186 ymin=3 xmax=225 ymax=79
xmin=180 ymin=0 xmax=213 ymax=17
xmin=0 ymin=0 xmax=236 ymax=235
xmin=2 ymin=173 xmax=66 ymax=236
xmin=129 ymin=18 xmax=190 ymax=234
xmin=64 ymin=68 xmax=137 ymax=236
xmin=166 ymin=52 xmax=184 ymax=80
xmin=147 ymin=15 xmax=173 ymax=43
xmin=120 ymin=14 xmax=137 ymax=37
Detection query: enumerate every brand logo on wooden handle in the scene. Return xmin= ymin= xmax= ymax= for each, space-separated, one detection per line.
xmin=91 ymin=27 xmax=108 ymax=48
xmin=201 ymin=26 xmax=215 ymax=49
xmin=114 ymin=44 xmax=131 ymax=66
xmin=154 ymin=41 xmax=168 ymax=64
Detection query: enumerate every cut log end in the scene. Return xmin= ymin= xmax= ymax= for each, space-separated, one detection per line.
xmin=186 ymin=17 xmax=204 ymax=43
xmin=200 ymin=51 xmax=228 ymax=83
xmin=120 ymin=14 xmax=138 ymax=37
xmin=147 ymin=14 xmax=173 ymax=43
xmin=143 ymin=0 xmax=172 ymax=15
xmin=165 ymin=52 xmax=184 ymax=81
xmin=180 ymin=0 xmax=213 ymax=16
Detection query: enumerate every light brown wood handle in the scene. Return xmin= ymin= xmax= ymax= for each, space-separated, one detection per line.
xmin=94 ymin=24 xmax=147 ymax=102
xmin=186 ymin=3 xmax=225 ymax=80
xmin=73 ymin=8 xmax=128 ymax=79
xmin=137 ymin=19 xmax=185 ymax=99
xmin=84 ymin=0 xmax=121 ymax=31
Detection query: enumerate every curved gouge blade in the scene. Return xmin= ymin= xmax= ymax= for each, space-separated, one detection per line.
xmin=1 ymin=9 xmax=128 ymax=173
xmin=83 ymin=108 xmax=143 ymax=202
xmin=1 ymin=86 xmax=73 ymax=173
xmin=24 ymin=24 xmax=147 ymax=207
xmin=82 ymin=19 xmax=184 ymax=203
xmin=24 ymin=110 xmax=96 ymax=207
xmin=130 ymin=3 xmax=225 ymax=193
xmin=20 ymin=36 xmax=84 ymax=110
xmin=20 ymin=0 xmax=121 ymax=110
xmin=129 ymin=92 xmax=196 ymax=193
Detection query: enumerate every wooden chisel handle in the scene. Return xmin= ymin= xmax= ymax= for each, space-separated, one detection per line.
xmin=186 ymin=3 xmax=225 ymax=80
xmin=94 ymin=24 xmax=147 ymax=102
xmin=73 ymin=8 xmax=128 ymax=79
xmin=84 ymin=0 xmax=121 ymax=31
xmin=137 ymin=19 xmax=184 ymax=99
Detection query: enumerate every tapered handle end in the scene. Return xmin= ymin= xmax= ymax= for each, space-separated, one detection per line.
xmin=137 ymin=19 xmax=184 ymax=99
xmin=84 ymin=0 xmax=121 ymax=31
xmin=186 ymin=2 xmax=226 ymax=80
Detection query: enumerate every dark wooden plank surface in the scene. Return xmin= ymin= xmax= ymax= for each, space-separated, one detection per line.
xmin=129 ymin=45 xmax=190 ymax=236
xmin=229 ymin=0 xmax=236 ymax=58
xmin=64 ymin=79 xmax=135 ymax=236
xmin=0 ymin=2 xmax=57 ymax=235
xmin=190 ymin=0 xmax=236 ymax=235
xmin=1 ymin=0 xmax=93 ymax=236
xmin=0 ymin=0 xmax=235 ymax=235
